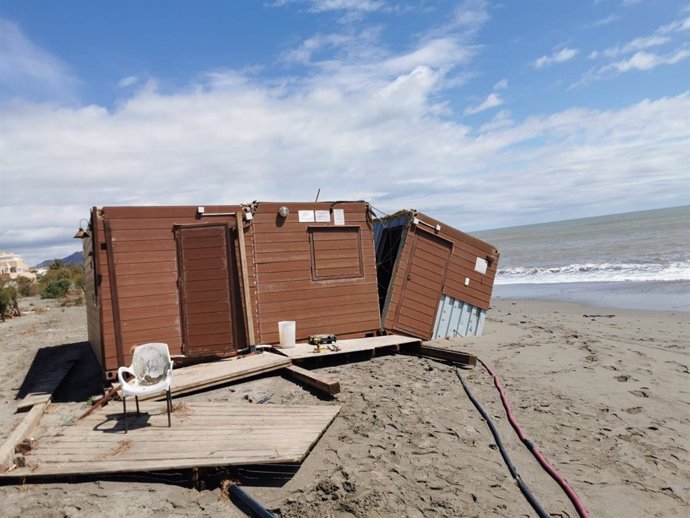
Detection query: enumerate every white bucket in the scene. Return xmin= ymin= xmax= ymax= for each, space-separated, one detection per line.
xmin=278 ymin=321 xmax=296 ymax=348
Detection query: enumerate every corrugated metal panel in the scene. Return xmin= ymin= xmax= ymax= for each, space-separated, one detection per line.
xmin=432 ymin=294 xmax=486 ymax=338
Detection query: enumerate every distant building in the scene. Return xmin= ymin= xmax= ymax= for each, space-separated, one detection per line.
xmin=0 ymin=252 xmax=36 ymax=281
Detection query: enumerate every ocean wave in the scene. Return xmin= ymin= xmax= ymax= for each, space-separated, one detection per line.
xmin=495 ymin=261 xmax=690 ymax=284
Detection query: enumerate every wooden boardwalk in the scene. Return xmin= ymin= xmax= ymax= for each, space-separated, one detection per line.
xmin=1 ymin=401 xmax=339 ymax=477
xmin=273 ymin=334 xmax=420 ymax=361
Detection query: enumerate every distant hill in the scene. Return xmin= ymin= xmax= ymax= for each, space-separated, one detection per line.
xmin=34 ymin=251 xmax=83 ymax=269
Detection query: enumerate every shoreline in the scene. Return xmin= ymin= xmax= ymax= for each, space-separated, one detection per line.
xmin=493 ymin=280 xmax=690 ymax=312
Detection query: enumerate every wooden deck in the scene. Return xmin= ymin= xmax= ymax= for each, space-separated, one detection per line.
xmin=273 ymin=334 xmax=420 ymax=361
xmin=1 ymin=401 xmax=340 ymax=477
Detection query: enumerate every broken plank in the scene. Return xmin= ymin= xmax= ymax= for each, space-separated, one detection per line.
xmin=16 ymin=347 xmax=82 ymax=412
xmin=282 ymin=365 xmax=341 ymax=396
xmin=138 ymin=352 xmax=291 ymax=401
xmin=0 ymin=402 xmax=48 ymax=471
xmin=404 ymin=343 xmax=477 ymax=367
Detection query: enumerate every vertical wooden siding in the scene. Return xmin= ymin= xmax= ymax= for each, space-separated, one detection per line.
xmin=249 ymin=202 xmax=381 ymax=344
xmin=392 ymin=229 xmax=453 ymax=338
xmin=95 ymin=206 xmax=246 ymax=373
xmin=383 ymin=211 xmax=500 ymax=340
xmin=175 ymin=224 xmax=238 ymax=356
xmin=83 ymin=215 xmax=102 ymax=367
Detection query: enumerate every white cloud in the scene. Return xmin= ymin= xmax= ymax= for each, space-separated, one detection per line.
xmin=0 ymin=17 xmax=79 ymax=101
xmin=464 ymin=92 xmax=503 ymax=115
xmin=452 ymin=0 xmax=490 ymax=29
xmin=1 ymin=7 xmax=688 ymax=266
xmin=273 ymin=0 xmax=389 ymax=21
xmin=117 ymin=76 xmax=139 ymax=88
xmin=580 ymin=14 xmax=690 ymax=84
xmin=278 ymin=1 xmax=488 ymax=95
xmin=532 ymin=47 xmax=579 ymax=69
xmin=603 ymin=47 xmax=690 ymax=73
xmin=658 ymin=15 xmax=690 ymax=33
xmin=586 ymin=14 xmax=620 ymax=28
xmin=602 ymin=35 xmax=670 ymax=58
xmin=2 ymin=75 xmax=689 ymax=264
xmin=311 ymin=0 xmax=386 ymax=11
xmin=494 ymin=78 xmax=508 ymax=90
xmin=592 ymin=14 xmax=690 ymax=59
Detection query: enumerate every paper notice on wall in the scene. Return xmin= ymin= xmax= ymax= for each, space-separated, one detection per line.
xmin=298 ymin=210 xmax=315 ymax=223
xmin=474 ymin=257 xmax=488 ymax=275
xmin=315 ymin=210 xmax=331 ymax=223
xmin=333 ymin=209 xmax=345 ymax=225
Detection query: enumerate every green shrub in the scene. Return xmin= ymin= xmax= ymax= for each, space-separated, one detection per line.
xmin=41 ymin=278 xmax=72 ymax=299
xmin=0 ymin=285 xmax=18 ymax=316
xmin=17 ymin=276 xmax=38 ymax=297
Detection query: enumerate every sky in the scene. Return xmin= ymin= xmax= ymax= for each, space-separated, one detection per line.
xmin=0 ymin=0 xmax=689 ymax=264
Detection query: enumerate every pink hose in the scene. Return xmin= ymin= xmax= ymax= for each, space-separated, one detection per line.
xmin=479 ymin=359 xmax=590 ymax=518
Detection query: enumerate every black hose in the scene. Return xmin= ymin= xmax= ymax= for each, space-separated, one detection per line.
xmin=228 ymin=483 xmax=274 ymax=518
xmin=455 ymin=369 xmax=550 ymax=518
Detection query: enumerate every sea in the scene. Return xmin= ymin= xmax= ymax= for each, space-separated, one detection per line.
xmin=473 ymin=205 xmax=690 ymax=312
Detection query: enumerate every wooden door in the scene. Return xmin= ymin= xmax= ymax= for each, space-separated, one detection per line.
xmin=393 ymin=229 xmax=452 ymax=339
xmin=175 ymin=224 xmax=237 ymax=357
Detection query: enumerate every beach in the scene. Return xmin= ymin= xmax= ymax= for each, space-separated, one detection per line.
xmin=0 ymin=296 xmax=687 ymax=517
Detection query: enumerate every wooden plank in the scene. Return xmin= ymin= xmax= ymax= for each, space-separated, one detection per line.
xmin=138 ymin=352 xmax=291 ymax=401
xmin=273 ymin=335 xmax=420 ymax=360
xmin=104 ymin=219 xmax=125 ymax=368
xmin=402 ymin=343 xmax=477 ymax=367
xmin=0 ymin=402 xmax=339 ymax=477
xmin=104 ymin=206 xmax=238 ymax=219
xmin=282 ymin=365 xmax=341 ymax=396
xmin=17 ymin=347 xmax=83 ymax=412
xmin=0 ymin=403 xmax=48 ymax=471
xmin=236 ymin=218 xmax=256 ymax=345
xmin=257 ymin=282 xmax=377 ymax=303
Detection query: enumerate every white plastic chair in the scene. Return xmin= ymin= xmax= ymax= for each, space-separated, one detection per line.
xmin=117 ymin=342 xmax=173 ymax=433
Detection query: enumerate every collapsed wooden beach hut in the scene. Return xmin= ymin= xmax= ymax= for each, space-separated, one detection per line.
xmin=83 ymin=201 xmax=381 ymax=378
xmin=374 ymin=210 xmax=500 ymax=341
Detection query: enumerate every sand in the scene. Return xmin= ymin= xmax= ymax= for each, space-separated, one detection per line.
xmin=0 ymin=296 xmax=688 ymax=517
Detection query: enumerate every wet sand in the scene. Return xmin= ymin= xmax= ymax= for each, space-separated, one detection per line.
xmin=494 ymin=280 xmax=690 ymax=312
xmin=0 ymin=297 xmax=688 ymax=517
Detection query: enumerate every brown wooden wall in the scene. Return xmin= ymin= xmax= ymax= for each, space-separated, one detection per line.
xmin=248 ymin=201 xmax=381 ymax=344
xmin=86 ymin=201 xmax=381 ymax=376
xmin=83 ymin=220 xmax=102 ymax=368
xmin=91 ymin=205 xmax=246 ymax=375
xmin=383 ymin=210 xmax=499 ymax=339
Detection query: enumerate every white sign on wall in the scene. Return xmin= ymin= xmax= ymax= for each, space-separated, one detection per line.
xmin=298 ymin=210 xmax=315 ymax=223
xmin=315 ymin=210 xmax=331 ymax=223
xmin=474 ymin=257 xmax=488 ymax=275
xmin=333 ymin=209 xmax=345 ymax=225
